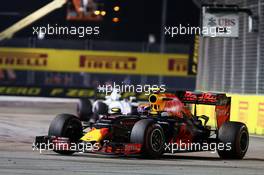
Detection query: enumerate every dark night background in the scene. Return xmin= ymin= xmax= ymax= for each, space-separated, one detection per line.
xmin=0 ymin=0 xmax=200 ymax=44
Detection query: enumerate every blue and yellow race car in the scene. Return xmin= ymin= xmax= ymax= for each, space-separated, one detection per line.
xmin=35 ymin=91 xmax=249 ymax=159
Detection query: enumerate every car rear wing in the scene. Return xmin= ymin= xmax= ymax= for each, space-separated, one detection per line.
xmin=175 ymin=91 xmax=231 ymax=128
xmin=175 ymin=91 xmax=231 ymax=106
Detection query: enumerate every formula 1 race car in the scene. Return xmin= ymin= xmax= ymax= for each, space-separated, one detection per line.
xmin=34 ymin=91 xmax=249 ymax=159
xmin=77 ymin=89 xmax=138 ymax=122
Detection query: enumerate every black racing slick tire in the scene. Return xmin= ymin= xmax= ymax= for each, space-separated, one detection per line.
xmin=77 ymin=99 xmax=93 ymax=121
xmin=130 ymin=119 xmax=165 ymax=158
xmin=217 ymin=121 xmax=249 ymax=159
xmin=93 ymin=101 xmax=108 ymax=115
xmin=48 ymin=114 xmax=83 ymax=155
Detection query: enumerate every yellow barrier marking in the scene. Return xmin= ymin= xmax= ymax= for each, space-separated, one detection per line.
xmin=238 ymin=101 xmax=249 ymax=125
xmin=257 ymin=103 xmax=264 ymax=128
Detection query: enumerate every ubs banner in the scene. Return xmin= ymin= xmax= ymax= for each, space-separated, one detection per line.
xmin=0 ymin=47 xmax=189 ymax=76
xmin=202 ymin=6 xmax=239 ymax=38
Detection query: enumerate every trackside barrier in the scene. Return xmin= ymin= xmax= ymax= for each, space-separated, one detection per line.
xmin=195 ymin=94 xmax=264 ymax=135
xmin=0 ymin=47 xmax=189 ymax=76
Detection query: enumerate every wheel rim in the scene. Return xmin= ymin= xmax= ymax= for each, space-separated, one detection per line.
xmin=240 ymin=131 xmax=248 ymax=152
xmin=150 ymin=128 xmax=163 ymax=152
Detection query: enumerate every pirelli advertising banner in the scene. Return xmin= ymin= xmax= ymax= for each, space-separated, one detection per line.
xmin=0 ymin=47 xmax=189 ymax=76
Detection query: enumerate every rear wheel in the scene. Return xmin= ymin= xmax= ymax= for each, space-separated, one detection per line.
xmin=130 ymin=119 xmax=165 ymax=158
xmin=217 ymin=121 xmax=249 ymax=159
xmin=48 ymin=114 xmax=83 ymax=155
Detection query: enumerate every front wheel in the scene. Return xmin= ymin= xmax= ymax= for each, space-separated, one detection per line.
xmin=48 ymin=114 xmax=83 ymax=155
xmin=130 ymin=119 xmax=165 ymax=158
xmin=217 ymin=121 xmax=249 ymax=159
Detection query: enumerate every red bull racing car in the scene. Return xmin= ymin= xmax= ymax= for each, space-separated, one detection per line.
xmin=34 ymin=91 xmax=249 ymax=159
